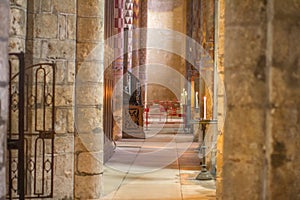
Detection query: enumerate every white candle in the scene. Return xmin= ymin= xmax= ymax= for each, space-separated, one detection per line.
xmin=203 ymin=96 xmax=207 ymax=119
xmin=195 ymin=92 xmax=199 ymax=108
xmin=181 ymin=91 xmax=185 ymax=105
xmin=181 ymin=88 xmax=187 ymax=105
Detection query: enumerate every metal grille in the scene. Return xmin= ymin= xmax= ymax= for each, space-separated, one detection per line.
xmin=122 ymin=71 xmax=144 ymax=138
xmin=7 ymin=52 xmax=56 ymax=199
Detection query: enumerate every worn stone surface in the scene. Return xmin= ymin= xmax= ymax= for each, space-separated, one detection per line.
xmin=74 ymin=174 xmax=102 ymax=199
xmin=75 ymin=107 xmax=102 ymax=134
xmin=225 ymin=68 xmax=266 ymax=106
xmin=52 ymin=0 xmax=76 ymax=14
xmin=225 ymin=27 xmax=266 ymax=69
xmin=77 ymin=17 xmax=104 ymax=42
xmin=223 ymin=0 xmax=300 ymax=199
xmin=67 ymin=15 xmax=76 ymax=40
xmin=77 ymin=151 xmax=103 ymax=174
xmin=55 ymin=85 xmax=74 ymax=107
xmin=9 ymin=7 xmax=27 ymax=36
xmin=75 ymin=134 xmax=103 ymax=152
xmin=216 ymin=0 xmax=225 ymax=198
xmin=76 ymin=61 xmax=104 ymax=82
xmin=223 ymin=0 xmax=267 ymax=199
xmin=76 ymin=42 xmax=103 ymax=62
xmin=76 ymin=83 xmax=103 ymax=105
xmin=34 ymin=14 xmax=58 ymax=38
xmin=22 ymin=0 xmax=76 ymax=199
xmin=9 ymin=0 xmax=27 ymax=54
xmin=269 ymin=1 xmax=300 ymax=199
xmin=225 ymin=0 xmax=267 ymax=26
xmin=77 ymin=0 xmax=104 ymax=17
xmin=0 ymin=0 xmax=9 ymax=199
xmin=74 ymin=1 xmax=105 ymax=199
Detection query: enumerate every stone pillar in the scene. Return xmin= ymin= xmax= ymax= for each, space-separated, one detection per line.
xmin=138 ymin=0 xmax=148 ymax=103
xmin=113 ymin=0 xmax=125 ymax=140
xmin=9 ymin=0 xmax=27 ymax=53
xmin=74 ymin=0 xmax=104 ymax=199
xmin=222 ymin=0 xmax=268 ymax=199
xmin=268 ymin=1 xmax=300 ymax=199
xmin=216 ymin=0 xmax=225 ymax=198
xmin=0 ymin=0 xmax=9 ymax=198
xmin=124 ymin=0 xmax=133 ymax=72
xmin=222 ymin=0 xmax=300 ymax=199
xmin=26 ymin=0 xmax=77 ymax=198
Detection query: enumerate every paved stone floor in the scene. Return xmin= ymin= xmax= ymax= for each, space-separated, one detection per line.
xmin=101 ymin=133 xmax=216 ymax=200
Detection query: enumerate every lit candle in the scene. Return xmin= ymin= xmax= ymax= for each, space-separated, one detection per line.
xmin=195 ymin=92 xmax=199 ymax=108
xmin=203 ymin=96 xmax=207 ymax=119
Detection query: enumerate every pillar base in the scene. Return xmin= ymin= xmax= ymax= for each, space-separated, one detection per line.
xmin=196 ymin=170 xmax=214 ymax=180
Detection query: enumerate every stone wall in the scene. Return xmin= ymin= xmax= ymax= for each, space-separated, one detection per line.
xmin=26 ymin=0 xmax=76 ymax=198
xmin=7 ymin=0 xmax=77 ymax=198
xmin=147 ymin=0 xmax=186 ymax=101
xmin=0 ymin=1 xmax=9 ymax=198
xmin=222 ymin=0 xmax=300 ymax=199
xmin=6 ymin=0 xmax=107 ymax=198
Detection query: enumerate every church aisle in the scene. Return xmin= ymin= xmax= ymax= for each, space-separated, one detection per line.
xmin=101 ymin=134 xmax=216 ymax=200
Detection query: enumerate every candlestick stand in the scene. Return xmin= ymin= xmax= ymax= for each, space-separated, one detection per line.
xmin=196 ymin=119 xmax=217 ymax=180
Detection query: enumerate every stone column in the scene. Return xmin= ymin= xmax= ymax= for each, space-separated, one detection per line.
xmin=223 ymin=0 xmax=300 ymax=199
xmin=9 ymin=0 xmax=27 ymax=53
xmin=0 ymin=0 xmax=9 ymax=198
xmin=138 ymin=0 xmax=148 ymax=103
xmin=216 ymin=0 xmax=225 ymax=198
xmin=268 ymin=1 xmax=300 ymax=199
xmin=75 ymin=0 xmax=104 ymax=199
xmin=124 ymin=0 xmax=133 ymax=72
xmin=222 ymin=0 xmax=268 ymax=199
xmin=113 ymin=0 xmax=125 ymax=140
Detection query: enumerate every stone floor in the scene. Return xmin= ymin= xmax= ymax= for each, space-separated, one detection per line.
xmin=101 ymin=133 xmax=216 ymax=200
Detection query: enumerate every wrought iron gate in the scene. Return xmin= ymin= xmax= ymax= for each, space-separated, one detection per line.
xmin=7 ymin=52 xmax=56 ymax=199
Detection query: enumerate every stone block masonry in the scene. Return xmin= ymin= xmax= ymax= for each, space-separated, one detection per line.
xmin=75 ymin=0 xmax=105 ymax=199
xmin=7 ymin=0 xmax=78 ymax=198
xmin=25 ymin=0 xmax=77 ymax=198
xmin=6 ymin=0 xmax=107 ymax=198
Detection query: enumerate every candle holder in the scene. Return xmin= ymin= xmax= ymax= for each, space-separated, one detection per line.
xmin=196 ymin=119 xmax=217 ymax=180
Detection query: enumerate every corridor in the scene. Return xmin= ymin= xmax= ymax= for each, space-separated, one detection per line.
xmin=2 ymin=0 xmax=300 ymax=199
xmin=101 ymin=133 xmax=216 ymax=200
